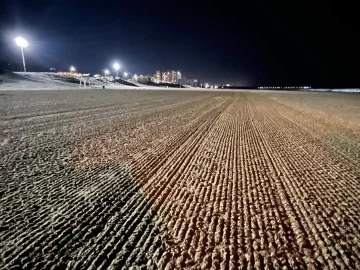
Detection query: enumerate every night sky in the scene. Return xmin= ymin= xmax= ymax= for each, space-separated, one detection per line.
xmin=1 ymin=0 xmax=359 ymax=87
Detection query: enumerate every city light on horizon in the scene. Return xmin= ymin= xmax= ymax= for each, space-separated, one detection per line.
xmin=258 ymin=86 xmax=312 ymax=90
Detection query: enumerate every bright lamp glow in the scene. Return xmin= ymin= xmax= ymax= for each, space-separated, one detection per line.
xmin=70 ymin=66 xmax=76 ymax=72
xmin=15 ymin=37 xmax=28 ymax=48
xmin=124 ymin=72 xmax=128 ymax=77
xmin=113 ymin=63 xmax=120 ymax=70
xmin=104 ymin=69 xmax=109 ymax=75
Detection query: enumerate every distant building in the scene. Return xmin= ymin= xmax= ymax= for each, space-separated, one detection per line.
xmin=57 ymin=71 xmax=80 ymax=76
xmin=178 ymin=78 xmax=199 ymax=87
xmin=171 ymin=71 xmax=178 ymax=83
xmin=161 ymin=70 xmax=181 ymax=83
xmin=136 ymin=75 xmax=151 ymax=84
xmin=178 ymin=78 xmax=192 ymax=85
xmin=154 ymin=71 xmax=162 ymax=83
xmin=162 ymin=71 xmax=171 ymax=83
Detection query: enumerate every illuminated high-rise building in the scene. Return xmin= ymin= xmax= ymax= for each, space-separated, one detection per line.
xmin=154 ymin=71 xmax=162 ymax=83
xmin=162 ymin=71 xmax=171 ymax=83
xmin=161 ymin=70 xmax=182 ymax=83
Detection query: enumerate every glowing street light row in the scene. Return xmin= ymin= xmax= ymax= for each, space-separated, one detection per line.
xmin=14 ymin=37 xmax=128 ymax=78
xmin=66 ymin=65 xmax=127 ymax=79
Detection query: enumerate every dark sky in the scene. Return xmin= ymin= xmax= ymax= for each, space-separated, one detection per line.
xmin=0 ymin=0 xmax=359 ymax=87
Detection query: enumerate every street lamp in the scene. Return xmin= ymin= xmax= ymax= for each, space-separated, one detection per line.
xmin=113 ymin=63 xmax=120 ymax=77
xmin=124 ymin=72 xmax=128 ymax=78
xmin=70 ymin=66 xmax=76 ymax=72
xmin=104 ymin=69 xmax=109 ymax=77
xmin=15 ymin=37 xmax=28 ymax=72
xmin=177 ymin=71 xmax=182 ymax=87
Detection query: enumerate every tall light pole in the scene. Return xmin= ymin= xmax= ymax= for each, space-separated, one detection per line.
xmin=70 ymin=66 xmax=76 ymax=73
xmin=113 ymin=63 xmax=120 ymax=78
xmin=178 ymin=71 xmax=181 ymax=88
xmin=15 ymin=37 xmax=28 ymax=72
xmin=104 ymin=69 xmax=109 ymax=78
xmin=123 ymin=72 xmax=128 ymax=79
